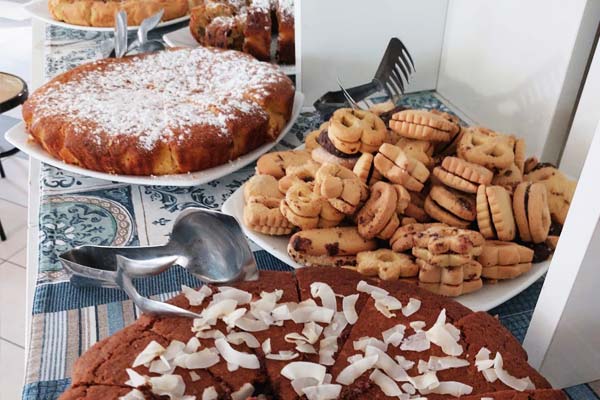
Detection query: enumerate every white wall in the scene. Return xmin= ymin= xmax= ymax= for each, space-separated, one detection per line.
xmin=297 ymin=0 xmax=448 ymax=104
xmin=560 ymin=43 xmax=600 ymax=177
xmin=437 ymin=0 xmax=598 ymax=164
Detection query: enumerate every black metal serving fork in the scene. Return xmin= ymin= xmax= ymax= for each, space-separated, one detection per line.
xmin=314 ymin=38 xmax=415 ymax=120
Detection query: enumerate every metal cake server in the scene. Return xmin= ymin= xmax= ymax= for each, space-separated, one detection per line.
xmin=59 ymin=208 xmax=258 ymax=317
xmin=127 ymin=9 xmax=166 ymax=54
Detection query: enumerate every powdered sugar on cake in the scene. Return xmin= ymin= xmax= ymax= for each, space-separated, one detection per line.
xmin=32 ymin=47 xmax=289 ymax=151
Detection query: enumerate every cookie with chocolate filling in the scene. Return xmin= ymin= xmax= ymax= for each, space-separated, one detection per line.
xmin=513 ymin=181 xmax=551 ymax=243
xmin=424 ymin=185 xmax=477 ymax=228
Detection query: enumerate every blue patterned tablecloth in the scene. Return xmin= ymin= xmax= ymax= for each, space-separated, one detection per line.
xmin=21 ymin=24 xmax=600 ymax=400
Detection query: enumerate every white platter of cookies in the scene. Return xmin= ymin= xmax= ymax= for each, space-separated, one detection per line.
xmin=222 ymin=103 xmax=576 ymax=312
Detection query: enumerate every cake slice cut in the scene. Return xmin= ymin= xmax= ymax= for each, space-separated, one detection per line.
xmin=243 ymin=0 xmax=273 ymax=61
xmin=275 ymin=0 xmax=295 ymax=64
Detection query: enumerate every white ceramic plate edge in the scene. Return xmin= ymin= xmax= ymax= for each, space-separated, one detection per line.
xmin=222 ymin=183 xmax=551 ymax=312
xmin=24 ymin=0 xmax=190 ymax=32
xmin=6 ymin=92 xmax=304 ymax=187
xmin=163 ymin=27 xmax=297 ymax=76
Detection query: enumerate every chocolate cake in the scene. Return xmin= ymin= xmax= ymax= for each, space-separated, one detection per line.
xmin=59 ymin=268 xmax=564 ymax=400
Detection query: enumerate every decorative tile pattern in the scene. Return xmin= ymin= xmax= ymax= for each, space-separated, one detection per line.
xmin=22 ymin=23 xmax=597 ymax=400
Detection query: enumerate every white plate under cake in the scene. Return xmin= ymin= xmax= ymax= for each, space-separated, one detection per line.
xmin=22 ymin=47 xmax=295 ymax=176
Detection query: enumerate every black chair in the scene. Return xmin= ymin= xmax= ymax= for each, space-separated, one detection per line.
xmin=0 ymin=72 xmax=28 ymax=241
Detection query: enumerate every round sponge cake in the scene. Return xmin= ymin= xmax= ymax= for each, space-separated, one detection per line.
xmin=22 ymin=47 xmax=295 ymax=176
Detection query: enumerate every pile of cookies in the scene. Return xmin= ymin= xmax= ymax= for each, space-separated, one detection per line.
xmin=242 ymin=104 xmax=576 ymax=296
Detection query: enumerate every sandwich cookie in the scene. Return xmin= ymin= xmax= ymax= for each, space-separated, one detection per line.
xmin=374 ymin=143 xmax=430 ymax=191
xmin=512 ymin=182 xmax=551 ymax=243
xmin=525 ymin=164 xmax=576 ymax=225
xmin=424 ymin=185 xmax=477 ymax=228
xmin=432 ymin=156 xmax=493 ymax=193
xmin=352 ymin=153 xmax=383 ymax=186
xmin=243 ymin=196 xmax=294 ymax=236
xmin=476 ymin=185 xmax=516 ymax=241
xmin=389 ymin=109 xmax=460 ymax=142
xmin=312 ymin=129 xmax=360 ymax=170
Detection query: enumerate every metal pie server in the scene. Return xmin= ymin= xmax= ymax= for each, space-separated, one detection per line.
xmin=59 ymin=208 xmax=259 ymax=317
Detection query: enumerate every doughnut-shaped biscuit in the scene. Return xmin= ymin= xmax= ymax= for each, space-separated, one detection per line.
xmin=395 ymin=137 xmax=435 ymax=168
xmin=278 ymin=160 xmax=320 ymax=193
xmin=356 ymin=249 xmax=418 ymax=280
xmin=356 ymin=182 xmax=398 ymax=239
xmin=285 ymin=182 xmax=322 ymax=218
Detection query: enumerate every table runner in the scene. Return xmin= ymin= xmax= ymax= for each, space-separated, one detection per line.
xmin=21 ymin=23 xmax=600 ymax=400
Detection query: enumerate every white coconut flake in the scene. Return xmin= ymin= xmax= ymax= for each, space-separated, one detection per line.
xmin=149 ymin=358 xmax=174 ymax=374
xmin=357 ymin=280 xmax=389 ymax=297
xmin=302 ymin=384 xmax=342 ymax=400
xmin=347 ymin=354 xmax=363 ymax=364
xmin=265 ymin=351 xmax=300 ymax=361
xmin=132 ymin=340 xmax=165 ymax=367
xmin=227 ymin=332 xmax=260 ymax=348
xmin=493 ymin=352 xmax=535 ymax=391
xmin=196 ymin=329 xmax=225 ymax=339
xmin=402 ymin=298 xmax=422 ymax=317
xmin=336 ymin=354 xmax=378 ymax=385
xmin=302 ymin=322 xmax=324 ymax=344
xmin=395 ymin=355 xmax=415 ymax=371
xmin=323 ymin=312 xmax=348 ymax=338
xmin=400 ymin=331 xmax=430 ymax=352
xmin=410 ymin=321 xmax=427 ymax=331
xmin=296 ymin=343 xmax=317 ymax=354
xmin=281 ymin=362 xmax=327 ymax=383
xmin=425 ymin=309 xmax=463 ymax=356
xmin=374 ymin=295 xmax=403 ymax=318
xmin=369 ymin=369 xmax=403 ymax=396
xmin=215 ymin=338 xmax=260 ymax=369
xmin=319 ymin=336 xmax=338 ymax=366
xmin=291 ymin=304 xmax=335 ymax=324
xmin=382 ymin=324 xmax=406 ymax=347
xmin=418 ymin=359 xmax=430 ymax=374
xmin=401 ymin=382 xmax=416 ymax=395
xmin=195 ymin=299 xmax=238 ymax=327
xmin=231 ymin=383 xmax=254 ymax=400
xmin=202 ymin=386 xmax=218 ymax=400
xmin=365 ymin=346 xmax=410 ymax=381
xmin=427 ymin=356 xmax=470 ymax=371
xmin=222 ymin=308 xmax=247 ymax=328
xmin=291 ymin=377 xmax=320 ymax=396
xmin=184 ymin=337 xmax=200 ymax=353
xmin=174 ymin=348 xmax=220 ymax=369
xmin=148 ymin=374 xmax=186 ymax=399
xmin=163 ymin=341 xmax=186 ymax=361
xmin=125 ymin=368 xmax=147 ymax=388
xmin=475 ymin=347 xmax=494 ymax=371
xmin=342 ymin=294 xmax=359 ymax=324
xmin=189 ymin=371 xmax=201 ymax=382
xmin=182 ymin=285 xmax=212 ymax=306
xmin=119 ymin=389 xmax=145 ymax=400
xmin=421 ymin=381 xmax=473 ymax=396
xmin=408 ymin=371 xmax=439 ymax=391
xmin=272 ymin=304 xmax=292 ymax=321
xmin=262 ymin=338 xmax=271 ymax=354
xmin=354 ymin=337 xmax=388 ymax=352
xmin=214 ymin=287 xmax=253 ymax=305
xmin=310 ymin=282 xmax=338 ymax=311
xmin=483 ymin=368 xmax=498 ymax=383
xmin=235 ymin=316 xmax=269 ymax=332
xmin=227 ymin=362 xmax=239 ymax=372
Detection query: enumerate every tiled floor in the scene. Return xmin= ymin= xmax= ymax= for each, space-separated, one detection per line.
xmin=0 ymin=156 xmax=29 ymax=400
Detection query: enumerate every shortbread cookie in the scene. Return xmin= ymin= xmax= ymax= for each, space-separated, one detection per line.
xmin=412 ymin=247 xmax=475 ymax=267
xmin=284 ymin=181 xmax=321 ymax=218
xmin=404 ymin=191 xmax=430 ymax=222
xmin=394 ymin=137 xmax=435 ymax=168
xmin=243 ymin=196 xmax=293 ymax=235
xmin=392 ymin=184 xmax=411 ymax=215
xmin=457 ymin=127 xmax=515 ymax=169
xmin=356 ymin=249 xmax=418 ymax=280
xmin=419 ymin=278 xmax=483 ymax=297
xmin=328 ymin=108 xmax=387 ymax=154
xmin=374 ymin=143 xmax=430 ymax=191
xmin=318 ymin=201 xmax=345 ymax=228
xmin=417 ymin=259 xmax=482 ymax=286
xmin=352 ymin=153 xmax=383 ymax=186
xmin=413 ymin=225 xmax=485 ymax=255
xmin=356 ymin=182 xmax=399 ymax=240
xmin=476 ymin=185 xmax=516 ymax=241
xmin=314 ymin=163 xmax=363 ymax=215
xmin=492 ymin=163 xmax=523 ymax=191
xmin=257 ymin=150 xmax=312 ymax=178
xmin=513 ymin=182 xmax=551 ymax=243
xmin=278 ymin=160 xmax=320 ymax=193
xmin=389 ymin=222 xmax=446 ymax=252
xmin=482 ymin=263 xmax=532 ymax=280
xmin=287 ymin=227 xmax=378 ymax=267
xmin=477 ymin=240 xmax=534 ymax=267
xmin=425 ymin=185 xmax=476 ymax=228
xmin=525 ymin=164 xmax=577 ymax=225
xmin=433 ymin=156 xmax=493 ymax=193
xmin=514 ymin=138 xmax=526 ymax=174
xmin=389 ymin=109 xmax=459 ymax=142
xmin=243 ymin=174 xmax=283 ymax=203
